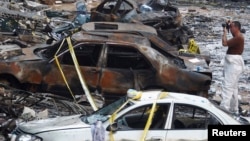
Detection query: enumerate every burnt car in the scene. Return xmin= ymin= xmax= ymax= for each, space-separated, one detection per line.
xmin=81 ymin=22 xmax=211 ymax=67
xmin=0 ymin=25 xmax=211 ymax=100
xmin=90 ymin=0 xmax=192 ymax=45
xmin=90 ymin=0 xmax=181 ymax=27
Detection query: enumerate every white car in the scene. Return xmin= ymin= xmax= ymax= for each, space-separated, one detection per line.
xmin=10 ymin=90 xmax=248 ymax=141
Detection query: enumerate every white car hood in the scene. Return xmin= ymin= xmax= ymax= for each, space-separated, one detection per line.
xmin=17 ymin=114 xmax=90 ymax=133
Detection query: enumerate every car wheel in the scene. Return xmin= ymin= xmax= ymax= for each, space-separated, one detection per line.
xmin=0 ymin=76 xmax=21 ymax=89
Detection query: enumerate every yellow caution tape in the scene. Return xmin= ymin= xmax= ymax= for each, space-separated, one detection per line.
xmin=66 ymin=37 xmax=98 ymax=111
xmin=54 ymin=56 xmax=77 ymax=101
xmin=140 ymin=92 xmax=168 ymax=141
xmin=54 ymin=39 xmax=89 ymax=113
xmin=188 ymin=38 xmax=200 ymax=54
xmin=55 ymin=38 xmax=65 ymax=55
xmin=54 ymin=39 xmax=76 ymax=102
xmin=109 ymin=100 xmax=131 ymax=141
xmin=159 ymin=92 xmax=168 ymax=99
xmin=109 ymin=91 xmax=168 ymax=141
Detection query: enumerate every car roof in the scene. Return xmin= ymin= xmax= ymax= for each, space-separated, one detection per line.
xmin=81 ymin=22 xmax=158 ymax=35
xmin=71 ymin=30 xmax=152 ymax=47
xmin=129 ymin=90 xmax=211 ymax=106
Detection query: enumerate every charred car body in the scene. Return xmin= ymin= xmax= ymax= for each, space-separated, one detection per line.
xmin=0 ymin=23 xmax=211 ymax=100
xmin=81 ymin=22 xmax=211 ymax=65
xmin=90 ymin=0 xmax=193 ymax=45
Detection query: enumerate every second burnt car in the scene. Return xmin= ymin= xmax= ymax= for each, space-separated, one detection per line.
xmin=90 ymin=0 xmax=182 ymax=27
xmin=0 ymin=23 xmax=211 ymax=100
xmin=90 ymin=0 xmax=193 ymax=45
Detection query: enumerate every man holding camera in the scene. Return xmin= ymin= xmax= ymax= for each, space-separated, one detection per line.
xmin=220 ymin=21 xmax=245 ymax=115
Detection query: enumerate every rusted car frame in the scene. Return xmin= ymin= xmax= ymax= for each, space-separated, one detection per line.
xmin=90 ymin=0 xmax=191 ymax=45
xmin=82 ymin=22 xmax=211 ymax=69
xmin=0 ymin=30 xmax=211 ymax=99
xmin=90 ymin=0 xmax=182 ymax=27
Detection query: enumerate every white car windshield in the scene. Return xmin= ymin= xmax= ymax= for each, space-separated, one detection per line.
xmin=82 ymin=96 xmax=134 ymax=124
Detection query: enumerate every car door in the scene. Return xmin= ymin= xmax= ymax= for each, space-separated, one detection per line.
xmin=106 ymin=103 xmax=169 ymax=141
xmin=100 ymin=44 xmax=155 ymax=95
xmin=166 ymin=103 xmax=222 ymax=141
xmin=45 ymin=43 xmax=104 ymax=95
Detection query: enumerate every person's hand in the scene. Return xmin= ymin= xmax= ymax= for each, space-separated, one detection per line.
xmin=223 ymin=27 xmax=228 ymax=35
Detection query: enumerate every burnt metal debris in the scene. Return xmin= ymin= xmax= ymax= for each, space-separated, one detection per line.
xmin=0 ymin=1 xmax=212 ymax=100
xmin=0 ymin=0 xmax=216 ymax=114
xmin=0 ymin=83 xmax=94 ymax=140
xmin=90 ymin=0 xmax=194 ymax=45
xmin=0 ymin=1 xmax=48 ymax=30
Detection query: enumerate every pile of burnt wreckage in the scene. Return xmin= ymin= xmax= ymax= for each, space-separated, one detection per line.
xmin=0 ymin=0 xmax=215 ymax=139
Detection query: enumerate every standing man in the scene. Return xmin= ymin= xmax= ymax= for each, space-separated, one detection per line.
xmin=220 ymin=21 xmax=245 ymax=115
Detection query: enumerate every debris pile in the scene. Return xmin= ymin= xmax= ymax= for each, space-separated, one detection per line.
xmin=0 ymin=83 xmax=95 ymax=139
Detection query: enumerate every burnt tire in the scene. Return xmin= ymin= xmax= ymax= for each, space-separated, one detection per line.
xmin=0 ymin=75 xmax=21 ymax=89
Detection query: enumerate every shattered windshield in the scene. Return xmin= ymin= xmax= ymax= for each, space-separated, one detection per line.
xmin=82 ymin=96 xmax=134 ymax=124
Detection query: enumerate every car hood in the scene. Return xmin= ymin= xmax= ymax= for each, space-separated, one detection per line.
xmin=17 ymin=114 xmax=90 ymax=134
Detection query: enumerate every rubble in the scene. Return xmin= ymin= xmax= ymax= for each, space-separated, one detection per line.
xmin=175 ymin=0 xmax=250 ymax=112
xmin=0 ymin=44 xmax=22 ymax=59
xmin=0 ymin=83 xmax=97 ymax=139
xmin=0 ymin=1 xmax=248 ymax=140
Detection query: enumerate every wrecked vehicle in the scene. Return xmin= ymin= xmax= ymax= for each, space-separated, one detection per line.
xmin=9 ymin=90 xmax=249 ymax=141
xmin=90 ymin=0 xmax=182 ymax=27
xmin=81 ymin=22 xmax=211 ymax=66
xmin=90 ymin=0 xmax=193 ymax=45
xmin=0 ymin=24 xmax=211 ymax=100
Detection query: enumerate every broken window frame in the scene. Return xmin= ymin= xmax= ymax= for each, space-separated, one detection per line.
xmin=105 ymin=44 xmax=152 ymax=70
xmin=60 ymin=43 xmax=104 ymax=67
xmin=114 ymin=103 xmax=170 ymax=130
xmin=172 ymin=103 xmax=222 ymax=129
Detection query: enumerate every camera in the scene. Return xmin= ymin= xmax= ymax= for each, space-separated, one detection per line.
xmin=222 ymin=20 xmax=246 ymax=33
xmin=222 ymin=21 xmax=230 ymax=32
